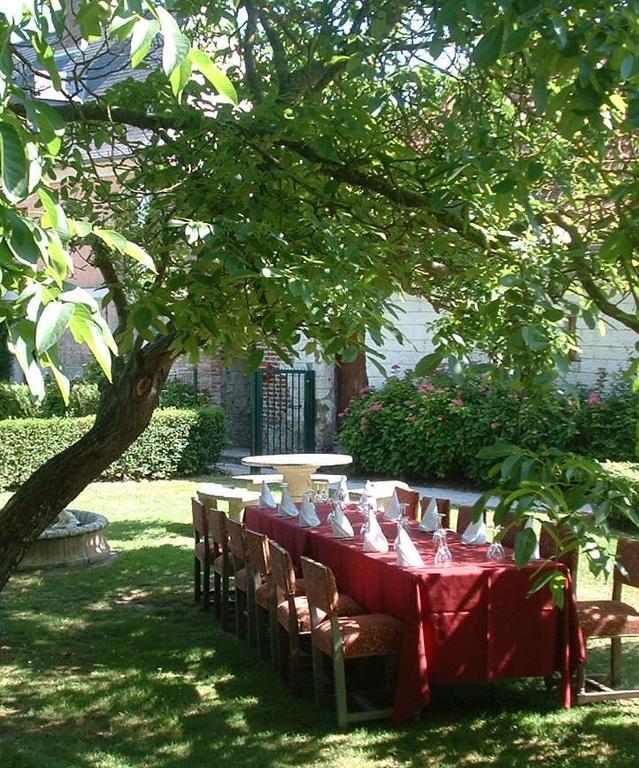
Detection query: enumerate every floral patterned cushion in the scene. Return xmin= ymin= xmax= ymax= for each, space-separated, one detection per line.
xmin=278 ymin=594 xmax=365 ymax=633
xmin=578 ymin=600 xmax=639 ymax=638
xmin=235 ymin=567 xmax=248 ymax=592
xmin=312 ymin=613 xmax=404 ymax=658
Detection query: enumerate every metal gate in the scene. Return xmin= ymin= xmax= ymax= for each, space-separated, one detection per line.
xmin=250 ymin=369 xmax=316 ymax=455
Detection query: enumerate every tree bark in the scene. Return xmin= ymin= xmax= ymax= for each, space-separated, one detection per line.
xmin=0 ymin=335 xmax=177 ymax=591
xmin=336 ymin=350 xmax=369 ymax=416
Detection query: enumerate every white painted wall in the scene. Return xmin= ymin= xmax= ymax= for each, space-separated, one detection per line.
xmin=363 ymin=294 xmax=637 ymax=391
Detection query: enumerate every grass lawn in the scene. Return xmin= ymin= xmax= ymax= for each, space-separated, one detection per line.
xmin=0 ymin=477 xmax=638 ymax=768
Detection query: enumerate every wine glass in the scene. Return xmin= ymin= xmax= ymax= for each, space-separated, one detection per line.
xmin=434 ymin=543 xmax=453 ymax=566
xmin=433 ymin=514 xmax=447 ymax=546
xmin=486 ymin=527 xmax=506 ymax=562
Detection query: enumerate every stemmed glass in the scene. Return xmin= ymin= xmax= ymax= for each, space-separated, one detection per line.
xmin=312 ymin=480 xmax=329 ymax=503
xmin=487 ymin=527 xmax=506 ymax=562
xmin=434 ymin=542 xmax=453 ymax=566
xmin=432 ymin=513 xmax=447 ymax=546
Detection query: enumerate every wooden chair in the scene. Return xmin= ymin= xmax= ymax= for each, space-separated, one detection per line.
xmin=207 ymin=505 xmax=233 ymax=631
xmin=455 ymin=504 xmax=475 ymax=534
xmin=301 ymin=556 xmax=404 ymax=728
xmin=395 ymin=487 xmax=420 ymax=520
xmin=245 ymin=529 xmax=272 ymax=659
xmin=192 ymin=498 xmax=211 ymax=608
xmin=576 ymin=537 xmax=639 ymax=703
xmin=419 ymin=497 xmax=451 ymax=528
xmin=227 ymin=518 xmax=249 ymax=641
xmin=269 ymin=541 xmax=363 ymax=694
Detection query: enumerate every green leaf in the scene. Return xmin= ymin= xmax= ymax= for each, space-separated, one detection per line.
xmin=514 ymin=527 xmax=538 ymax=569
xmin=476 ymin=443 xmax=515 ymax=459
xmin=43 ymin=352 xmax=70 ymax=404
xmin=415 ymin=349 xmax=444 ymax=377
xmin=130 ymin=18 xmax=160 ymax=68
xmin=621 ymin=55 xmax=636 ymax=81
xmin=0 ymin=122 xmax=28 ymax=202
xmin=69 ymin=315 xmax=113 ymax=381
xmin=341 ymin=346 xmax=360 ymax=363
xmin=522 ymin=325 xmax=547 ymax=350
xmin=189 ymin=49 xmax=238 ymax=104
xmin=7 ymin=212 xmax=40 ymax=265
xmin=39 ymin=189 xmax=70 ymax=241
xmin=533 ymin=75 xmax=548 ymax=113
xmin=157 ymin=7 xmax=190 ymax=76
xmin=123 ymin=241 xmax=157 ymax=273
xmin=35 ymin=301 xmax=74 ymax=353
xmin=169 ymin=57 xmax=192 ymax=99
xmin=94 ymin=228 xmax=128 ymax=252
xmin=473 ymin=22 xmax=504 ymax=68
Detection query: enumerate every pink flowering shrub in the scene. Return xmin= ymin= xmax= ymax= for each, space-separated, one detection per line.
xmin=338 ymin=368 xmax=637 ymax=485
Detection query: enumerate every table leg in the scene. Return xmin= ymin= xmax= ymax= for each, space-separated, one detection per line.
xmin=275 ymin=465 xmax=319 ymax=501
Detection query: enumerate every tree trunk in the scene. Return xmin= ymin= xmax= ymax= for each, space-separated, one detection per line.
xmin=336 ymin=349 xmax=369 ymax=415
xmin=0 ymin=335 xmax=176 ymax=591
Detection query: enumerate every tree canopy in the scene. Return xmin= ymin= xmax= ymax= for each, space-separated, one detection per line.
xmin=0 ymin=1 xmax=637 ymax=585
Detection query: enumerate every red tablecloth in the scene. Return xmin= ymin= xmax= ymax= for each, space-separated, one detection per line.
xmin=244 ymin=504 xmax=584 ymax=723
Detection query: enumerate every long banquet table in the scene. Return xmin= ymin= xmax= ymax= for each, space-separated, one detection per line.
xmin=244 ymin=503 xmax=585 ymax=724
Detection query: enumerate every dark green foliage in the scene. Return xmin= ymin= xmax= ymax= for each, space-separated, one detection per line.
xmin=0 ymin=406 xmax=226 ymax=490
xmin=0 ymin=380 xmax=101 ymax=419
xmin=0 ymin=383 xmax=40 ymax=419
xmin=0 ymin=323 xmax=11 ymax=381
xmin=572 ymin=371 xmax=639 ymax=460
xmin=338 ymin=372 xmax=638 ymax=486
xmin=159 ymin=378 xmax=208 ymax=409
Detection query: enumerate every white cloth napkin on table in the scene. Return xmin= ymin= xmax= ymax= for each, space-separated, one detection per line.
xmin=299 ymin=496 xmax=321 ymax=527
xmin=328 ymin=502 xmax=354 ymax=538
xmin=277 ymin=486 xmax=299 ymax=518
xmin=336 ymin=476 xmax=350 ymax=504
xmin=362 ymin=508 xmax=389 ymax=553
xmin=259 ymin=480 xmax=277 ymax=509
xmin=383 ymin=489 xmax=402 ymax=521
xmin=395 ymin=524 xmax=424 ymax=568
xmin=461 ymin=518 xmax=487 ymax=546
xmin=419 ymin=497 xmax=439 ymax=532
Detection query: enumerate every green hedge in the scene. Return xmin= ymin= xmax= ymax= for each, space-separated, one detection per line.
xmin=338 ymin=372 xmax=638 ymax=486
xmin=0 ymin=406 xmax=226 ymax=490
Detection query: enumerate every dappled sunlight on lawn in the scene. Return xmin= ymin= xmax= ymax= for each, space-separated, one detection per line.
xmin=1 ymin=478 xmax=638 ymax=767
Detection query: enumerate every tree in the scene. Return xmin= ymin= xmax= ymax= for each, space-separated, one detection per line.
xmin=0 ymin=1 xmax=637 ymax=589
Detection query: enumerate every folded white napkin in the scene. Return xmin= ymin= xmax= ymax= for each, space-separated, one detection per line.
xmin=461 ymin=518 xmax=487 ymax=546
xmin=419 ymin=498 xmax=439 ymax=532
xmin=259 ymin=480 xmax=277 ymax=509
xmin=299 ymin=496 xmax=321 ymax=527
xmin=277 ymin=486 xmax=299 ymax=518
xmin=526 ymin=518 xmax=541 ymax=559
xmin=362 ymin=508 xmax=389 ymax=553
xmin=383 ymin=489 xmax=402 ymax=521
xmin=395 ymin=525 xmax=425 ymax=568
xmin=336 ymin=476 xmax=350 ymax=504
xmin=328 ymin=502 xmax=354 ymax=538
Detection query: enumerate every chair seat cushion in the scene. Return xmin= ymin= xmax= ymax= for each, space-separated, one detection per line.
xmin=577 ymin=600 xmax=639 ymax=638
xmin=195 ymin=541 xmax=215 ymax=562
xmin=235 ymin=567 xmax=248 ymax=592
xmin=313 ymin=613 xmax=404 ymax=658
xmin=278 ymin=594 xmax=364 ymax=633
xmin=255 ymin=582 xmax=270 ymax=609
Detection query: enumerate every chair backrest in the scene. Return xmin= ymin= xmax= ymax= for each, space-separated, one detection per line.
xmin=420 ymin=497 xmax=451 ymax=528
xmin=456 ymin=504 xmax=476 ymax=533
xmin=270 ymin=540 xmax=297 ymax=602
xmin=227 ymin=518 xmax=247 ymax=561
xmin=395 ymin=487 xmax=420 ymax=520
xmin=614 ymin=538 xmax=639 ymax=597
xmin=301 ymin=556 xmax=338 ymax=618
xmin=192 ymin=498 xmax=206 ymax=538
xmin=245 ymin=529 xmax=271 ymax=578
xmin=207 ymin=506 xmax=228 ymax=548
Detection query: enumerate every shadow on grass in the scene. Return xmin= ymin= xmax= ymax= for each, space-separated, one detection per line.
xmin=1 ymin=518 xmax=638 ymax=768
